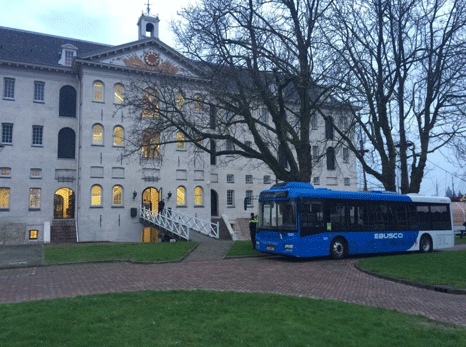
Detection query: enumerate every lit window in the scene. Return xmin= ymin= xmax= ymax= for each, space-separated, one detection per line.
xmin=177 ymin=132 xmax=185 ymax=150
xmin=113 ymin=185 xmax=123 ymax=206
xmin=177 ymin=186 xmax=186 ymax=206
xmin=227 ymin=190 xmax=234 ymax=206
xmin=194 ymin=186 xmax=203 ymax=205
xmin=29 ymin=230 xmax=38 ymax=240
xmin=142 ymin=88 xmax=159 ymax=117
xmin=29 ymin=188 xmax=41 ymax=209
xmin=91 ymin=185 xmax=102 ymax=206
xmin=0 ymin=188 xmax=10 ymax=209
xmin=142 ymin=130 xmax=160 ymax=158
xmin=263 ymin=175 xmax=271 ymax=184
xmin=114 ymin=84 xmax=124 ymax=104
xmin=34 ymin=81 xmax=45 ymax=102
xmin=176 ymin=92 xmax=184 ymax=110
xmin=3 ymin=78 xmax=15 ymax=99
xmin=2 ymin=123 xmax=13 ymax=144
xmin=93 ymin=81 xmax=104 ymax=102
xmin=32 ymin=126 xmax=43 ymax=146
xmin=344 ymin=178 xmax=350 ymax=186
xmin=246 ymin=190 xmax=253 ymax=207
xmin=227 ymin=174 xmax=234 ymax=183
xmin=92 ymin=124 xmax=103 ymax=145
xmin=30 ymin=169 xmax=42 ymax=179
xmin=245 ymin=175 xmax=253 ymax=184
xmin=193 ymin=94 xmax=202 ymax=112
xmin=1 ymin=168 xmax=11 ymax=177
xmin=113 ymin=126 xmax=124 ymax=146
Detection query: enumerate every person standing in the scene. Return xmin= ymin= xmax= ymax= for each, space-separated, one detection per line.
xmin=158 ymin=199 xmax=165 ymax=215
xmin=249 ymin=213 xmax=258 ymax=249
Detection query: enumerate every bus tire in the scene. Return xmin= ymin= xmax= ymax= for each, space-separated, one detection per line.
xmin=330 ymin=237 xmax=347 ymax=260
xmin=419 ymin=234 xmax=433 ymax=253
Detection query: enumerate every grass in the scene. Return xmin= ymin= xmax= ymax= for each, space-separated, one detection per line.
xmin=358 ymin=250 xmax=466 ymax=289
xmin=226 ymin=240 xmax=263 ymax=257
xmin=44 ymin=242 xmax=197 ymax=264
xmin=1 ymin=290 xmax=465 ymax=347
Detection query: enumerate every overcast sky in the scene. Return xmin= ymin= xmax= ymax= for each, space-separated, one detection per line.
xmin=1 ymin=0 xmax=463 ymax=196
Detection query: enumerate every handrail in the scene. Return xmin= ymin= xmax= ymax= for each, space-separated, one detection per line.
xmin=140 ymin=207 xmax=219 ymax=240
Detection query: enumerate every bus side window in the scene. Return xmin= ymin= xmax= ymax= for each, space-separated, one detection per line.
xmin=431 ymin=204 xmax=450 ymax=230
xmin=393 ymin=202 xmax=409 ymax=231
xmin=348 ymin=202 xmax=369 ymax=231
xmin=300 ymin=199 xmax=324 ymax=236
xmin=416 ymin=204 xmax=430 ymax=230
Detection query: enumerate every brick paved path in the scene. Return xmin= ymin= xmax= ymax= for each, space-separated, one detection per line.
xmin=1 ymin=245 xmax=466 ymax=326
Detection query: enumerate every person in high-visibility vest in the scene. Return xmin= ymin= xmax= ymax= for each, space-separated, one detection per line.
xmin=249 ymin=213 xmax=258 ymax=249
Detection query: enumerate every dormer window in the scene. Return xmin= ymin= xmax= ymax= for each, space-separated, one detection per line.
xmin=65 ymin=50 xmax=74 ymax=66
xmin=59 ymin=44 xmax=78 ymax=66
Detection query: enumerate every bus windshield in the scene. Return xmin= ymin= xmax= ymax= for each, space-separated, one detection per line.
xmin=259 ymin=199 xmax=297 ymax=231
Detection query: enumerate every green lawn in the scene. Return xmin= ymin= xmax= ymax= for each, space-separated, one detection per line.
xmin=455 ymin=235 xmax=466 ymax=245
xmin=226 ymin=240 xmax=263 ymax=257
xmin=1 ymin=290 xmax=465 ymax=347
xmin=358 ymin=250 xmax=466 ymax=289
xmin=44 ymin=242 xmax=197 ymax=264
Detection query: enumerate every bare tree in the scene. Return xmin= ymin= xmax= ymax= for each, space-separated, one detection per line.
xmin=121 ymin=0 xmax=352 ymax=183
xmin=326 ymin=0 xmax=466 ymax=193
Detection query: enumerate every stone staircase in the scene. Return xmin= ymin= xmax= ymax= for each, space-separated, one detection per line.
xmin=211 ymin=217 xmax=232 ymax=240
xmin=50 ymin=220 xmax=77 ymax=243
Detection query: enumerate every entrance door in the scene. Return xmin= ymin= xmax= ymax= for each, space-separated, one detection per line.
xmin=211 ymin=189 xmax=218 ymax=217
xmin=142 ymin=187 xmax=160 ymax=213
xmin=54 ymin=188 xmax=75 ymax=219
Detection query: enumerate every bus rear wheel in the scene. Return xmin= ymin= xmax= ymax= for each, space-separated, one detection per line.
xmin=330 ymin=237 xmax=347 ymax=260
xmin=419 ymin=234 xmax=433 ymax=253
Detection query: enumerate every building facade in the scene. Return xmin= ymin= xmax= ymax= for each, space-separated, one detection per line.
xmin=0 ymin=13 xmax=358 ymax=244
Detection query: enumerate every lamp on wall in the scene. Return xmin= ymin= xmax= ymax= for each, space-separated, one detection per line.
xmin=167 ymin=191 xmax=172 ymax=201
xmin=132 ymin=191 xmax=137 ymax=200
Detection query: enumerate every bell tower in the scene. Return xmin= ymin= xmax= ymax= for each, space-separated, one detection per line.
xmin=137 ymin=1 xmax=160 ymax=40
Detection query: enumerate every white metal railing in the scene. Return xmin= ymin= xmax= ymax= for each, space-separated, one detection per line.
xmin=140 ymin=206 xmax=219 ymax=240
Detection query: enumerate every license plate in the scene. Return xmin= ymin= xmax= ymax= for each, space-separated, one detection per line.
xmin=266 ymin=246 xmax=275 ymax=251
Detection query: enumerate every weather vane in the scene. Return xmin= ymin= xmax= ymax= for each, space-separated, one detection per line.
xmin=145 ymin=0 xmax=151 ymax=16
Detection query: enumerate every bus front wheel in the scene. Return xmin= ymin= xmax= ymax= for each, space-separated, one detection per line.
xmin=330 ymin=237 xmax=347 ymax=260
xmin=419 ymin=234 xmax=433 ymax=253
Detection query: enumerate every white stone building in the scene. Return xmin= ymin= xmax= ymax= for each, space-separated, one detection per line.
xmin=0 ymin=13 xmax=358 ymax=245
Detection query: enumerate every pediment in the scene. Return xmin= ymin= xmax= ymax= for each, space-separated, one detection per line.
xmin=79 ymin=39 xmax=201 ymax=78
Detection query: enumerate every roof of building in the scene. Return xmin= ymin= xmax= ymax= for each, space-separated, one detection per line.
xmin=0 ymin=26 xmax=110 ymax=67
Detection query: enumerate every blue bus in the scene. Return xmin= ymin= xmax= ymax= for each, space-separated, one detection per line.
xmin=255 ymin=182 xmax=454 ymax=259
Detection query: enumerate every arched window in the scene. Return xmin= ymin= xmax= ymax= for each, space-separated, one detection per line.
xmin=113 ymin=185 xmax=123 ymax=206
xmin=91 ymin=185 xmax=102 ymax=206
xmin=177 ymin=186 xmax=186 ymax=206
xmin=59 ymin=86 xmax=77 ymax=117
xmin=326 ymin=147 xmax=335 ymax=171
xmin=142 ymin=130 xmax=160 ymax=158
xmin=142 ymin=88 xmax=159 ymax=117
xmin=177 ymin=131 xmax=185 ymax=150
xmin=92 ymin=124 xmax=103 ymax=145
xmin=114 ymin=83 xmax=124 ymax=104
xmin=93 ymin=81 xmax=104 ymax=102
xmin=58 ymin=128 xmax=76 ymax=159
xmin=113 ymin=126 xmax=124 ymax=146
xmin=176 ymin=92 xmax=184 ymax=110
xmin=194 ymin=186 xmax=203 ymax=206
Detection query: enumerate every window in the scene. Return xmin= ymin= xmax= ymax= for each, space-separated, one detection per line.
xmin=340 ymin=116 xmax=348 ymax=131
xmin=29 ymin=188 xmax=41 ymax=209
xmin=193 ymin=94 xmax=202 ymax=112
xmin=227 ymin=174 xmax=234 ymax=183
xmin=34 ymin=81 xmax=45 ymax=102
xmin=114 ymin=83 xmax=124 ymax=104
xmin=142 ymin=88 xmax=159 ymax=117
xmin=142 ymin=130 xmax=160 ymax=159
xmin=64 ymin=50 xmax=74 ymax=66
xmin=226 ymin=139 xmax=234 ymax=151
xmin=113 ymin=185 xmax=123 ymax=206
xmin=260 ymin=108 xmax=268 ymax=123
xmin=326 ymin=147 xmax=335 ymax=170
xmin=263 ymin=175 xmax=271 ymax=184
xmin=246 ymin=190 xmax=253 ymax=207
xmin=0 ymin=188 xmax=10 ymax=209
xmin=245 ymin=175 xmax=253 ymax=184
xmin=1 ymin=168 xmax=11 ymax=178
xmin=313 ymin=177 xmax=320 ymax=185
xmin=59 ymin=86 xmax=77 ymax=117
xmin=29 ymin=230 xmax=38 ymax=240
xmin=91 ymin=185 xmax=102 ymax=206
xmin=92 ymin=124 xmax=103 ymax=145
xmin=176 ymin=92 xmax=184 ymax=110
xmin=344 ymin=177 xmax=350 ymax=186
xmin=93 ymin=81 xmax=104 ymax=102
xmin=30 ymin=168 xmax=42 ymax=178
xmin=177 ymin=186 xmax=186 ymax=206
xmin=244 ymin=141 xmax=252 ymax=148
xmin=3 ymin=78 xmax=15 ymax=99
xmin=209 ymin=105 xmax=216 ymax=129
xmin=194 ymin=186 xmax=203 ymax=206
xmin=311 ymin=115 xmax=317 ymax=130
xmin=227 ymin=190 xmax=234 ymax=206
xmin=2 ymin=123 xmax=13 ymax=144
xmin=113 ymin=126 xmax=124 ymax=146
xmin=343 ymin=147 xmax=349 ymax=163
xmin=312 ymin=146 xmax=319 ymax=162
xmin=210 ymin=140 xmax=216 ymax=165
xmin=325 ymin=117 xmax=334 ymax=140
xmin=32 ymin=126 xmax=43 ymax=146
xmin=177 ymin=132 xmax=185 ymax=150
xmin=58 ymin=128 xmax=76 ymax=158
